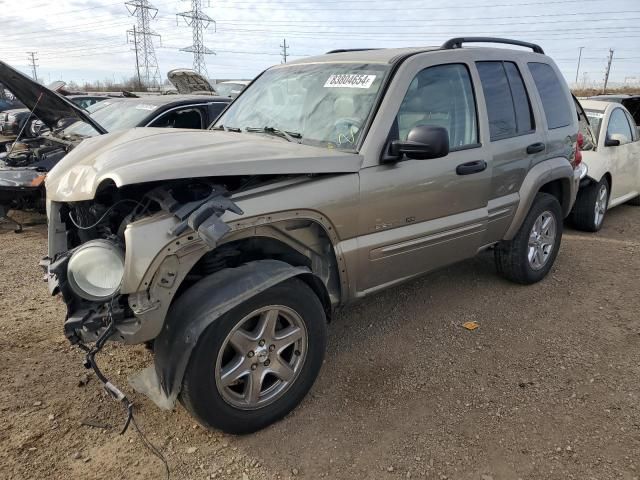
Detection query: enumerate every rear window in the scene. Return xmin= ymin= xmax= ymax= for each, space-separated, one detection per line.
xmin=528 ymin=62 xmax=572 ymax=129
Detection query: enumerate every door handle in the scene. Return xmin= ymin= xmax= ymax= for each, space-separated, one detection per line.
xmin=526 ymin=142 xmax=546 ymax=154
xmin=456 ymin=160 xmax=487 ymax=175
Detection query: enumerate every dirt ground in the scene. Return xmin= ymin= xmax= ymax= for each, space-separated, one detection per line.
xmin=1 ymin=206 xmax=639 ymax=480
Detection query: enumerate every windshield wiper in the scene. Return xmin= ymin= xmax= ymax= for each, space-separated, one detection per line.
xmin=212 ymin=125 xmax=241 ymax=132
xmin=245 ymin=126 xmax=302 ymax=143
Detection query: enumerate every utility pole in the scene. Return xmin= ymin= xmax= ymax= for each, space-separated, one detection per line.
xmin=27 ymin=52 xmax=39 ymax=82
xmin=125 ymin=0 xmax=161 ymax=89
xmin=575 ymin=46 xmax=584 ymax=85
xmin=177 ymin=0 xmax=216 ymax=78
xmin=126 ymin=25 xmax=143 ymax=89
xmin=280 ymin=38 xmax=289 ymax=64
xmin=602 ymin=49 xmax=614 ymax=94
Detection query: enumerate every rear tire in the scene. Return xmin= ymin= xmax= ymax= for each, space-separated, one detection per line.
xmin=571 ymin=177 xmax=610 ymax=232
xmin=495 ymin=192 xmax=563 ymax=285
xmin=180 ymin=277 xmax=327 ymax=434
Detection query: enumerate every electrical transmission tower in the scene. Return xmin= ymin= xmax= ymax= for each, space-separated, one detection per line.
xmin=27 ymin=52 xmax=39 ymax=82
xmin=280 ymin=39 xmax=289 ymax=64
xmin=602 ymin=49 xmax=614 ymax=94
xmin=177 ymin=0 xmax=216 ymax=77
xmin=126 ymin=0 xmax=161 ymax=89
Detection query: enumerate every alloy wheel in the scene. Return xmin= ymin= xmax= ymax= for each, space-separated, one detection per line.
xmin=215 ymin=305 xmax=308 ymax=410
xmin=527 ymin=211 xmax=557 ymax=270
xmin=594 ymin=184 xmax=608 ymax=228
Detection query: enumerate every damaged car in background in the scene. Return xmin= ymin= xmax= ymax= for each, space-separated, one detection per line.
xmin=42 ymin=38 xmax=582 ymax=434
xmin=0 ymin=61 xmax=231 ymax=231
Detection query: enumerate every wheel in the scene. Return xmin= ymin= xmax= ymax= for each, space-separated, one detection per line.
xmin=495 ymin=192 xmax=563 ymax=285
xmin=571 ymin=178 xmax=610 ymax=232
xmin=180 ymin=277 xmax=327 ymax=434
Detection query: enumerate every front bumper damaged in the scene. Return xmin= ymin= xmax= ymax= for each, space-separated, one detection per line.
xmin=43 ymin=184 xmax=244 ymax=347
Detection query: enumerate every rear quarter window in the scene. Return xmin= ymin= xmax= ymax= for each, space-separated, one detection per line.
xmin=528 ymin=62 xmax=572 ymax=130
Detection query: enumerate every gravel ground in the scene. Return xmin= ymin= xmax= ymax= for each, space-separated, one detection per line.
xmin=1 ymin=206 xmax=639 ymax=480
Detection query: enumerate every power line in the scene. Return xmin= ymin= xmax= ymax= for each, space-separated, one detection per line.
xmin=125 ymin=0 xmax=162 ymax=88
xmin=177 ymin=0 xmax=216 ymax=76
xmin=280 ymin=38 xmax=289 ymax=64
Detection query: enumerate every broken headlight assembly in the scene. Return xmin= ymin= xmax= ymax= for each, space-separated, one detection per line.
xmin=67 ymin=239 xmax=125 ymax=301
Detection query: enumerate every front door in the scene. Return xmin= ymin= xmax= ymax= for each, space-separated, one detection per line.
xmin=605 ymin=107 xmax=640 ymax=202
xmin=356 ymin=60 xmax=491 ymax=295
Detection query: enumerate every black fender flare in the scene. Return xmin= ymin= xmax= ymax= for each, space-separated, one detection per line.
xmin=142 ymin=259 xmax=311 ymax=409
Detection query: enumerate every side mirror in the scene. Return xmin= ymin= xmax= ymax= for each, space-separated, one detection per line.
xmin=388 ymin=125 xmax=450 ymax=161
xmin=605 ymin=137 xmax=620 ymax=147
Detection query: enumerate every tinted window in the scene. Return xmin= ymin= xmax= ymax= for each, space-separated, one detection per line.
xmin=150 ymin=107 xmax=204 ymax=129
xmin=607 ymin=108 xmax=633 ymax=145
xmin=477 ymin=61 xmax=534 ymax=141
xmin=477 ymin=62 xmax=516 ymax=140
xmin=528 ymin=62 xmax=571 ymax=129
xmin=504 ymin=62 xmax=534 ymax=133
xmin=208 ymin=102 xmax=227 ymax=122
xmin=396 ymin=63 xmax=477 ymax=148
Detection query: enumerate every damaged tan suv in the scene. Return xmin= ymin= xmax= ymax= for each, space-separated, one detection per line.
xmin=43 ymin=38 xmax=582 ymax=434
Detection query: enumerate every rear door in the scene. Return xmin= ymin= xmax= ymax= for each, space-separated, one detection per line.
xmin=474 ymin=60 xmax=545 ymax=242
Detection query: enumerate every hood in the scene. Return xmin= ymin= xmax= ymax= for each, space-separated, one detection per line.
xmin=0 ymin=61 xmax=107 ymax=134
xmin=167 ymin=69 xmax=216 ymax=95
xmin=46 ymin=128 xmax=362 ymax=202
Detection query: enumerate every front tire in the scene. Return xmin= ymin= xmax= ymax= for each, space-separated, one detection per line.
xmin=180 ymin=277 xmax=327 ymax=434
xmin=571 ymin=177 xmax=609 ymax=231
xmin=495 ymin=192 xmax=563 ymax=284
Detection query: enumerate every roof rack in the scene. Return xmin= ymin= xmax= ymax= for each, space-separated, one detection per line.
xmin=325 ymin=48 xmax=379 ymax=54
xmin=441 ymin=37 xmax=544 ymax=54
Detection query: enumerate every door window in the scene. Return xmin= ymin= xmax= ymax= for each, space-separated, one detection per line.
xmin=149 ymin=107 xmax=204 ymax=129
xmin=607 ymin=108 xmax=633 ymax=145
xmin=395 ymin=63 xmax=477 ymax=149
xmin=477 ymin=61 xmax=534 ymax=140
xmin=527 ymin=62 xmax=571 ymax=129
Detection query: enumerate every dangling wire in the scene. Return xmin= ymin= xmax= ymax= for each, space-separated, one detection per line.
xmin=79 ymin=300 xmax=170 ymax=479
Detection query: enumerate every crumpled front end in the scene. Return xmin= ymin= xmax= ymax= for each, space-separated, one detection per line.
xmin=42 ymin=180 xmax=243 ymax=347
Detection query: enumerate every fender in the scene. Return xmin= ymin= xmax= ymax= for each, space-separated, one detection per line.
xmin=129 ymin=259 xmax=310 ymax=410
xmin=503 ymin=157 xmax=576 ymax=240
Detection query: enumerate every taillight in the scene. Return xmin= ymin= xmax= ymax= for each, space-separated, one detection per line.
xmin=573 ymin=132 xmax=583 ymax=168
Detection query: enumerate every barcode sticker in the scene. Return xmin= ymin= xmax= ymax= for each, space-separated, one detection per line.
xmin=324 ymin=74 xmax=377 ymax=89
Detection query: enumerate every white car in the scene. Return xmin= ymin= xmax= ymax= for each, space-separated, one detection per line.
xmin=572 ymin=100 xmax=640 ymax=231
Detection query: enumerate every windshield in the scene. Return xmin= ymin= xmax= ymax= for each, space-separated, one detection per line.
xmin=585 ymin=109 xmax=604 ymax=141
xmin=61 ymin=100 xmax=158 ymax=137
xmin=214 ymin=63 xmax=390 ymax=150
xmin=215 ymin=83 xmax=246 ymax=97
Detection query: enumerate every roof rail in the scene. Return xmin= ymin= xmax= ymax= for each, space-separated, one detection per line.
xmin=325 ymin=48 xmax=379 ymax=54
xmin=441 ymin=37 xmax=544 ymax=54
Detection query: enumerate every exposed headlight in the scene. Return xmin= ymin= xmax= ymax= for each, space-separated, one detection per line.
xmin=67 ymin=240 xmax=125 ymax=301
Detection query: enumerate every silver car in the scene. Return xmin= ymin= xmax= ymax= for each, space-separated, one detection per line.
xmin=43 ymin=38 xmax=582 ymax=434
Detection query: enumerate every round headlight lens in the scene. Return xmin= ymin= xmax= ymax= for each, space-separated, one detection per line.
xmin=67 ymin=240 xmax=125 ymax=301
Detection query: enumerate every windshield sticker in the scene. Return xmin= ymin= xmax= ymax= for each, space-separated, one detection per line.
xmin=135 ymin=104 xmax=158 ymax=111
xmin=324 ymin=74 xmax=377 ymax=89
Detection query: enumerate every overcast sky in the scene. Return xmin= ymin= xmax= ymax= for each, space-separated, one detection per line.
xmin=2 ymin=0 xmax=639 ymax=87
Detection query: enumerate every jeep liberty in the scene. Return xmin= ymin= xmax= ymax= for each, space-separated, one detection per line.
xmin=42 ymin=38 xmax=582 ymax=434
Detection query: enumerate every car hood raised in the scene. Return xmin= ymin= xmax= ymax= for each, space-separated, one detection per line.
xmin=167 ymin=68 xmax=216 ymax=95
xmin=0 ymin=61 xmax=106 ymax=134
xmin=46 ymin=128 xmax=362 ymax=201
